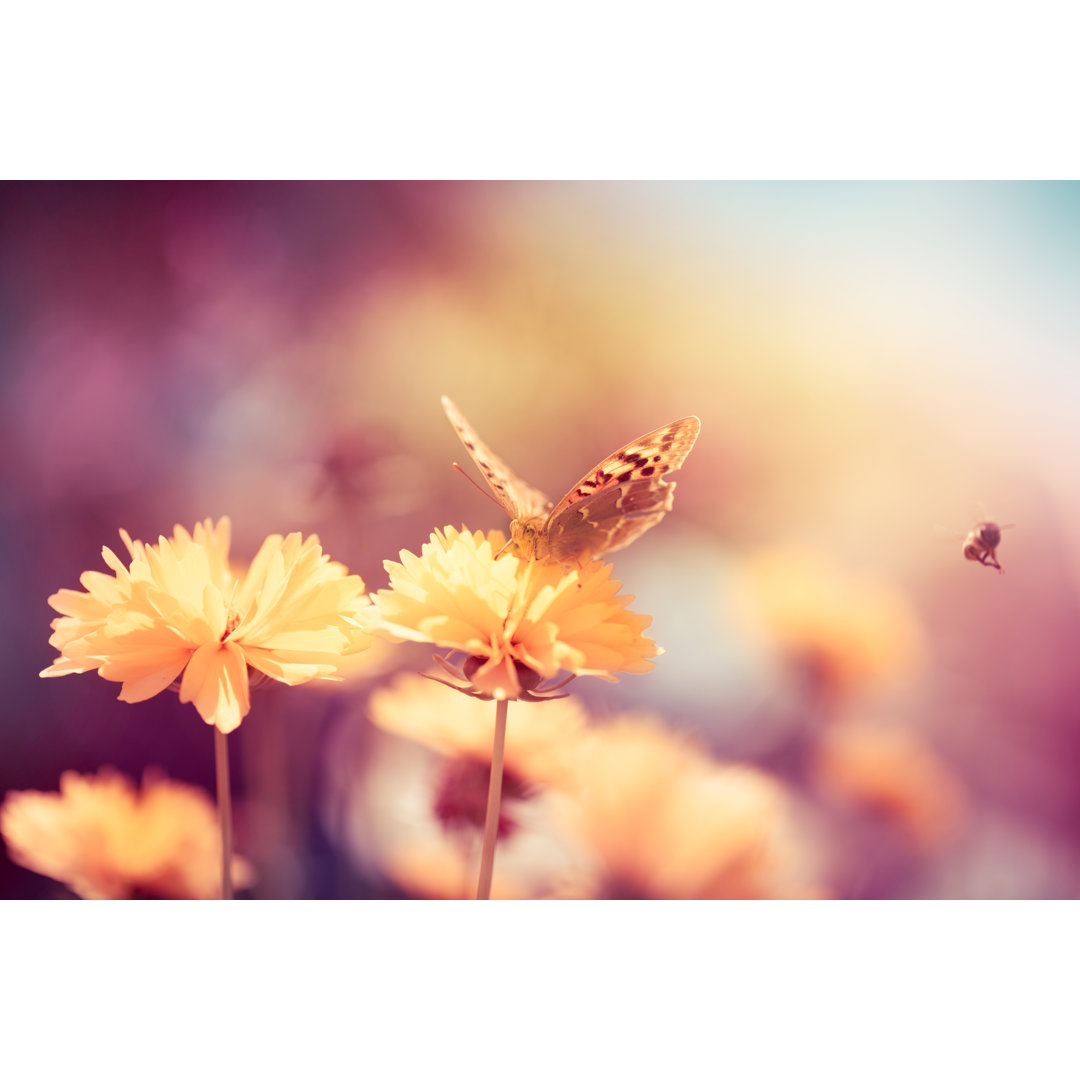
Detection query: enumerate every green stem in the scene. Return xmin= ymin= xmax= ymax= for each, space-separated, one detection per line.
xmin=214 ymin=726 xmax=234 ymax=901
xmin=475 ymin=697 xmax=509 ymax=900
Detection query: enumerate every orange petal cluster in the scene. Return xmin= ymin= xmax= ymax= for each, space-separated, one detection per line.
xmin=733 ymin=545 xmax=925 ymax=702
xmin=366 ymin=673 xmax=589 ymax=788
xmin=333 ymin=674 xmax=822 ymax=900
xmin=366 ymin=527 xmax=659 ymax=700
xmin=41 ymin=517 xmax=372 ymax=732
xmin=326 ymin=678 xmax=595 ymax=899
xmin=559 ymin=720 xmax=821 ymax=899
xmin=812 ymin=721 xmax=967 ymax=849
xmin=1 ymin=769 xmax=255 ymax=900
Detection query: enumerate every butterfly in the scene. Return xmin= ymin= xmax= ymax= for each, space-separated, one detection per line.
xmin=442 ymin=395 xmax=701 ymax=563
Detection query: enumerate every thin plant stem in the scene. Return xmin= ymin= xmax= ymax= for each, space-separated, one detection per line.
xmin=214 ymin=726 xmax=234 ymax=901
xmin=475 ymin=697 xmax=509 ymax=900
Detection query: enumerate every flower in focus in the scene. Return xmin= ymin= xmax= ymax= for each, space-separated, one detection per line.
xmin=812 ymin=720 xmax=967 ymax=850
xmin=1 ymin=768 xmax=255 ymax=899
xmin=731 ymin=545 xmax=925 ymax=705
xmin=365 ymin=527 xmax=660 ymax=701
xmin=323 ymin=676 xmax=595 ymax=899
xmin=556 ymin=719 xmax=823 ymax=899
xmin=40 ymin=517 xmax=373 ymax=732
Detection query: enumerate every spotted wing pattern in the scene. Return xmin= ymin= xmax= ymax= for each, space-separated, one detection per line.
xmin=442 ymin=396 xmax=700 ymax=562
xmin=543 ymin=417 xmax=701 ymax=561
xmin=441 ymin=396 xmax=551 ymax=520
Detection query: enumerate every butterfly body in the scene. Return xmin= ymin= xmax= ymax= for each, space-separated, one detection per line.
xmin=442 ymin=396 xmax=700 ymax=564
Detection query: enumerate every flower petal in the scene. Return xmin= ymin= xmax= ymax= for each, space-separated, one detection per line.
xmin=369 ymin=527 xmax=659 ymax=700
xmin=41 ymin=517 xmax=371 ymax=729
xmin=178 ymin=641 xmax=251 ymax=733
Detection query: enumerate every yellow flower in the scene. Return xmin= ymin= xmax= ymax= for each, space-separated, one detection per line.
xmin=41 ymin=517 xmax=372 ymax=733
xmin=362 ymin=674 xmax=591 ymax=872
xmin=366 ymin=673 xmax=588 ymax=788
xmin=1 ymin=768 xmax=255 ymax=899
xmin=325 ymin=694 xmax=595 ymax=899
xmin=812 ymin=720 xmax=967 ymax=850
xmin=329 ymin=677 xmax=820 ymax=899
xmin=732 ymin=545 xmax=925 ymax=704
xmin=557 ymin=719 xmax=822 ymax=899
xmin=366 ymin=526 xmax=659 ymax=701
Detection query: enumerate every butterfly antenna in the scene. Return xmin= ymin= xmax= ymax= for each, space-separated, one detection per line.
xmin=451 ymin=462 xmax=504 ymax=509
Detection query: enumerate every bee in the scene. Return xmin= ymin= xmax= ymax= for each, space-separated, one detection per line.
xmin=962 ymin=520 xmax=1011 ymax=574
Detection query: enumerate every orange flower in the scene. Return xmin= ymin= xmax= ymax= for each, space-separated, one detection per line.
xmin=365 ymin=526 xmax=659 ymax=701
xmin=366 ymin=673 xmax=588 ymax=788
xmin=732 ymin=545 xmax=924 ymax=703
xmin=41 ymin=517 xmax=372 ymax=733
xmin=354 ymin=674 xmax=594 ymax=895
xmin=326 ymin=711 xmax=594 ymax=899
xmin=1 ymin=768 xmax=255 ymax=899
xmin=812 ymin=721 xmax=967 ymax=849
xmin=329 ymin=679 xmax=820 ymax=899
xmin=557 ymin=719 xmax=821 ymax=899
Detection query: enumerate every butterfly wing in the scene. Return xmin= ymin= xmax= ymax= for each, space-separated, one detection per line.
xmin=441 ymin=396 xmax=552 ymax=520
xmin=544 ymin=416 xmax=701 ymax=561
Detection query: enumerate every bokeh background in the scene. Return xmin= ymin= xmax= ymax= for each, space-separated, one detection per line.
xmin=2 ymin=180 xmax=1079 ymax=899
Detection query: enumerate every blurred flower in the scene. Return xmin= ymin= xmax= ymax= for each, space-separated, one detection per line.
xmin=365 ymin=526 xmax=659 ymax=701
xmin=1 ymin=768 xmax=255 ymax=899
xmin=40 ymin=517 xmax=373 ymax=733
xmin=558 ymin=719 xmax=822 ymax=899
xmin=327 ymin=678 xmax=822 ymax=899
xmin=812 ymin=720 xmax=967 ymax=850
xmin=321 ymin=674 xmax=598 ymax=898
xmin=367 ymin=672 xmax=588 ymax=788
xmin=732 ymin=546 xmax=925 ymax=705
xmin=325 ymin=720 xmax=594 ymax=900
xmin=360 ymin=675 xmax=591 ymax=880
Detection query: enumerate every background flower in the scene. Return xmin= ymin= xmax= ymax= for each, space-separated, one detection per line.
xmin=321 ymin=688 xmax=596 ymax=900
xmin=811 ymin=719 xmax=967 ymax=851
xmin=555 ymin=719 xmax=823 ymax=899
xmin=321 ymin=682 xmax=822 ymax=900
xmin=1 ymin=768 xmax=255 ymax=899
xmin=730 ymin=545 xmax=926 ymax=708
xmin=366 ymin=673 xmax=589 ymax=787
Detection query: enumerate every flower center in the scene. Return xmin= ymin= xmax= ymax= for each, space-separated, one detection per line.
xmin=221 ymin=612 xmax=242 ymax=641
xmin=462 ymin=655 xmax=544 ymax=692
xmin=432 ymin=757 xmax=533 ymax=838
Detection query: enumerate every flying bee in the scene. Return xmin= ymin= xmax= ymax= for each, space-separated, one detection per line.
xmin=961 ymin=520 xmax=1012 ymax=574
